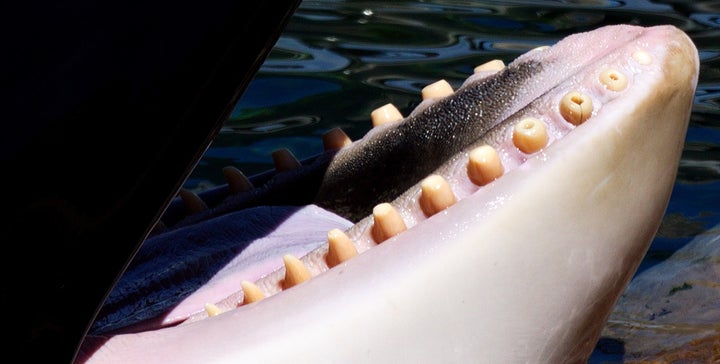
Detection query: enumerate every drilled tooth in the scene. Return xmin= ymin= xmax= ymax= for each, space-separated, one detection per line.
xmin=474 ymin=59 xmax=505 ymax=73
xmin=240 ymin=280 xmax=265 ymax=304
xmin=179 ymin=188 xmax=208 ymax=214
xmin=419 ymin=174 xmax=456 ymax=217
xmin=371 ymin=203 xmax=407 ymax=243
xmin=467 ymin=145 xmax=504 ymax=186
xmin=371 ymin=103 xmax=403 ymax=127
xmin=326 ymin=228 xmax=358 ymax=268
xmin=513 ymin=117 xmax=548 ymax=154
xmin=272 ymin=148 xmax=301 ymax=172
xmin=322 ymin=127 xmax=352 ymax=151
xmin=204 ymin=303 xmax=222 ymax=317
xmin=282 ymin=254 xmax=311 ymax=289
xmin=222 ymin=166 xmax=254 ymax=195
xmin=559 ymin=91 xmax=593 ymax=126
xmin=632 ymin=50 xmax=653 ymax=65
xmin=421 ymin=79 xmax=453 ymax=100
xmin=599 ymin=69 xmax=628 ymax=92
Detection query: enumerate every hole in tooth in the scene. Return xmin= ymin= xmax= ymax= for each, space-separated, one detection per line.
xmin=559 ymin=91 xmax=593 ymax=126
xmin=240 ymin=280 xmax=265 ymax=304
xmin=371 ymin=203 xmax=407 ymax=243
xmin=326 ymin=228 xmax=358 ymax=268
xmin=419 ymin=174 xmax=456 ymax=217
xmin=513 ymin=117 xmax=548 ymax=154
xmin=179 ymin=188 xmax=208 ymax=214
xmin=282 ymin=254 xmax=311 ymax=289
xmin=421 ymin=79 xmax=453 ymax=100
xmin=272 ymin=148 xmax=302 ymax=172
xmin=204 ymin=303 xmax=222 ymax=317
xmin=223 ymin=166 xmax=254 ymax=195
xmin=632 ymin=50 xmax=652 ymax=65
xmin=322 ymin=127 xmax=352 ymax=151
xmin=474 ymin=59 xmax=505 ymax=73
xmin=467 ymin=145 xmax=504 ymax=186
xmin=599 ymin=69 xmax=627 ymax=92
xmin=371 ymin=103 xmax=403 ymax=127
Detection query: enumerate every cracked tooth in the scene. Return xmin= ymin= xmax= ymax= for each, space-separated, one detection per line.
xmin=421 ymin=79 xmax=453 ymax=100
xmin=179 ymin=188 xmax=208 ymax=214
xmin=241 ymin=280 xmax=265 ymax=304
xmin=371 ymin=203 xmax=407 ymax=243
xmin=559 ymin=91 xmax=593 ymax=126
xmin=599 ymin=69 xmax=627 ymax=92
xmin=474 ymin=59 xmax=505 ymax=73
xmin=513 ymin=117 xmax=548 ymax=154
xmin=282 ymin=254 xmax=311 ymax=289
xmin=272 ymin=148 xmax=302 ymax=172
xmin=371 ymin=103 xmax=403 ymax=127
xmin=326 ymin=228 xmax=358 ymax=268
xmin=632 ymin=50 xmax=653 ymax=65
xmin=204 ymin=303 xmax=222 ymax=317
xmin=223 ymin=166 xmax=254 ymax=195
xmin=419 ymin=174 xmax=456 ymax=217
xmin=322 ymin=127 xmax=352 ymax=151
xmin=467 ymin=145 xmax=504 ymax=186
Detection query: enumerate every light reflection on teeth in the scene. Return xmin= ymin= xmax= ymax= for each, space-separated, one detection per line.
xmin=467 ymin=145 xmax=504 ymax=186
xmin=272 ymin=148 xmax=302 ymax=172
xmin=559 ymin=91 xmax=593 ymax=126
xmin=223 ymin=166 xmax=254 ymax=195
xmin=326 ymin=228 xmax=358 ymax=268
xmin=204 ymin=303 xmax=222 ymax=317
xmin=371 ymin=103 xmax=403 ymax=127
xmin=282 ymin=254 xmax=312 ymax=289
xmin=371 ymin=202 xmax=407 ymax=243
xmin=419 ymin=174 xmax=456 ymax=217
xmin=240 ymin=280 xmax=265 ymax=304
xmin=512 ymin=117 xmax=548 ymax=154
xmin=421 ymin=79 xmax=454 ymax=100
xmin=322 ymin=127 xmax=353 ymax=151
xmin=599 ymin=69 xmax=628 ymax=92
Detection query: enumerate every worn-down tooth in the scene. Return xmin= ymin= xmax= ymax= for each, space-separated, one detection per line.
xmin=179 ymin=188 xmax=208 ymax=214
xmin=282 ymin=254 xmax=312 ymax=289
xmin=326 ymin=228 xmax=358 ymax=268
xmin=204 ymin=303 xmax=222 ymax=317
xmin=632 ymin=50 xmax=653 ymax=65
xmin=272 ymin=148 xmax=302 ymax=172
xmin=322 ymin=127 xmax=352 ymax=151
xmin=513 ymin=117 xmax=548 ymax=154
xmin=222 ymin=166 xmax=254 ymax=195
xmin=467 ymin=145 xmax=504 ymax=186
xmin=371 ymin=203 xmax=407 ymax=243
xmin=419 ymin=174 xmax=456 ymax=217
xmin=421 ymin=79 xmax=453 ymax=100
xmin=371 ymin=103 xmax=403 ymax=127
xmin=600 ymin=69 xmax=628 ymax=92
xmin=474 ymin=59 xmax=505 ymax=73
xmin=559 ymin=91 xmax=593 ymax=126
xmin=240 ymin=280 xmax=265 ymax=304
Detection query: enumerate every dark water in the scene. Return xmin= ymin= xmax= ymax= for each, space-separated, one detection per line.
xmin=184 ymin=0 xmax=720 ymax=362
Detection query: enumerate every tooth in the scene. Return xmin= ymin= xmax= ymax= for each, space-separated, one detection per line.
xmin=599 ymin=69 xmax=628 ymax=92
xmin=282 ymin=254 xmax=311 ymax=289
xmin=513 ymin=117 xmax=549 ymax=154
xmin=240 ymin=280 xmax=265 ymax=304
xmin=419 ymin=174 xmax=456 ymax=217
xmin=272 ymin=148 xmax=301 ymax=172
xmin=371 ymin=103 xmax=403 ymax=127
xmin=371 ymin=203 xmax=407 ymax=243
xmin=322 ymin=127 xmax=352 ymax=151
xmin=473 ymin=59 xmax=505 ymax=73
xmin=204 ymin=303 xmax=222 ymax=317
xmin=421 ymin=79 xmax=453 ymax=100
xmin=222 ymin=166 xmax=254 ymax=195
xmin=467 ymin=145 xmax=504 ymax=186
xmin=632 ymin=50 xmax=653 ymax=65
xmin=178 ymin=188 xmax=208 ymax=214
xmin=559 ymin=91 xmax=593 ymax=125
xmin=326 ymin=228 xmax=358 ymax=268
xmin=530 ymin=45 xmax=550 ymax=52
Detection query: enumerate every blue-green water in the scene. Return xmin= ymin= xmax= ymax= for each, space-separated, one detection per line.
xmin=185 ymin=1 xmax=720 ymax=362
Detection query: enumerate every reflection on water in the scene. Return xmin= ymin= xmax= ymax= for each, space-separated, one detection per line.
xmin=187 ymin=1 xmax=720 ymax=362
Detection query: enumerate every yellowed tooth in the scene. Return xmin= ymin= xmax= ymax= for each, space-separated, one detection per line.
xmin=322 ymin=127 xmax=352 ymax=151
xmin=559 ymin=91 xmax=593 ymax=126
xmin=272 ymin=148 xmax=302 ymax=172
xmin=467 ymin=145 xmax=504 ymax=186
xmin=179 ymin=188 xmax=208 ymax=214
xmin=240 ymin=280 xmax=265 ymax=304
xmin=371 ymin=103 xmax=403 ymax=127
xmin=204 ymin=303 xmax=222 ymax=317
xmin=474 ymin=59 xmax=505 ymax=73
xmin=599 ymin=69 xmax=628 ymax=92
xmin=282 ymin=254 xmax=311 ymax=289
xmin=371 ymin=203 xmax=407 ymax=243
xmin=326 ymin=228 xmax=358 ymax=268
xmin=419 ymin=174 xmax=456 ymax=217
xmin=632 ymin=50 xmax=653 ymax=65
xmin=513 ymin=117 xmax=548 ymax=154
xmin=222 ymin=166 xmax=254 ymax=195
xmin=421 ymin=79 xmax=453 ymax=100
